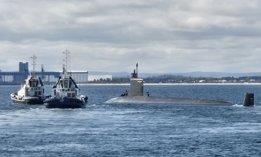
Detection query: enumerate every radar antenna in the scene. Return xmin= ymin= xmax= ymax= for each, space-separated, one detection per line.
xmin=31 ymin=55 xmax=37 ymax=76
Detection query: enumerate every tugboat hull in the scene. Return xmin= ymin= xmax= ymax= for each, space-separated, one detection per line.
xmin=44 ymin=98 xmax=86 ymax=109
xmin=11 ymin=97 xmax=45 ymax=105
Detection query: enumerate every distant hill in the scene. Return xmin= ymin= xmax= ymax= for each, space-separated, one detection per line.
xmin=88 ymin=71 xmax=261 ymax=78
xmin=165 ymin=72 xmax=261 ymax=78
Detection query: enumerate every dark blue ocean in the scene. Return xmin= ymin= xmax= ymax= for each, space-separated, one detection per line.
xmin=1 ymin=84 xmax=261 ymax=156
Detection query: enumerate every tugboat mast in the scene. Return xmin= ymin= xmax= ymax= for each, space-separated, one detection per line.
xmin=31 ymin=55 xmax=37 ymax=76
xmin=63 ymin=49 xmax=70 ymax=74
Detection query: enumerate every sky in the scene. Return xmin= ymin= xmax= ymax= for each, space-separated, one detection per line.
xmin=0 ymin=0 xmax=261 ymax=73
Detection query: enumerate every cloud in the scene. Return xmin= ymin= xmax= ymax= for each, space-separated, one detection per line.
xmin=0 ymin=0 xmax=261 ymax=74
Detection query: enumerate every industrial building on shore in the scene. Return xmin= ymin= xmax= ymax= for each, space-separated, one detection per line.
xmin=0 ymin=62 xmax=111 ymax=85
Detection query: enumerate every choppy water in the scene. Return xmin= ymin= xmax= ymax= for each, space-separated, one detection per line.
xmin=1 ymin=84 xmax=261 ymax=156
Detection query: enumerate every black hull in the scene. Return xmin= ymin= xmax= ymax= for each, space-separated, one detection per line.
xmin=12 ymin=99 xmax=44 ymax=105
xmin=45 ymin=103 xmax=86 ymax=109
xmin=45 ymin=98 xmax=87 ymax=109
xmin=106 ymin=96 xmax=234 ymax=106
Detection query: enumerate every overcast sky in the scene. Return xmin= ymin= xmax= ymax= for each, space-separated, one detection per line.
xmin=0 ymin=0 xmax=261 ymax=73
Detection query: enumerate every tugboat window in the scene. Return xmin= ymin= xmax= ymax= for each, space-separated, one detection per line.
xmin=60 ymin=80 xmax=63 ymax=88
xmin=69 ymin=80 xmax=72 ymax=88
xmin=33 ymin=81 xmax=38 ymax=87
xmin=64 ymin=79 xmax=69 ymax=88
xmin=32 ymin=81 xmax=37 ymax=87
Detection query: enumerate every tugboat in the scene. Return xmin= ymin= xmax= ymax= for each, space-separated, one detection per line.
xmin=44 ymin=50 xmax=88 ymax=109
xmin=10 ymin=55 xmax=47 ymax=104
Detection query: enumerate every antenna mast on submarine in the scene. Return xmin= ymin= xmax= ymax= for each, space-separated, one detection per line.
xmin=136 ymin=63 xmax=138 ymax=78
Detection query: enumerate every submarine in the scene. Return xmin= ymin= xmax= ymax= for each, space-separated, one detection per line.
xmin=106 ymin=64 xmax=254 ymax=106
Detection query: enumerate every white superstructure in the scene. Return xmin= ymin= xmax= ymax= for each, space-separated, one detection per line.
xmin=11 ymin=55 xmax=46 ymax=104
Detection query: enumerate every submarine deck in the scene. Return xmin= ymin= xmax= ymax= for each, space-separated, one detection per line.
xmin=106 ymin=96 xmax=234 ymax=106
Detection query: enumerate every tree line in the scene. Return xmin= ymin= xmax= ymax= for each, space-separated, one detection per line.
xmin=88 ymin=75 xmax=261 ymax=83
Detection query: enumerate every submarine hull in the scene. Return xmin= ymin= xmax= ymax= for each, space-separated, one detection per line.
xmin=106 ymin=96 xmax=234 ymax=106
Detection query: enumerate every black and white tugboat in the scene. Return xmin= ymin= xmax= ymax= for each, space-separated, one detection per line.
xmin=10 ymin=55 xmax=47 ymax=104
xmin=44 ymin=50 xmax=88 ymax=109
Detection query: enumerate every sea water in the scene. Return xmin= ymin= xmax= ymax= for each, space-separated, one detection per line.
xmin=1 ymin=85 xmax=261 ymax=156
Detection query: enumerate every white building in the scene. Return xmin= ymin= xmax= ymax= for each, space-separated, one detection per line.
xmin=221 ymin=80 xmax=228 ymax=83
xmin=70 ymin=71 xmax=89 ymax=83
xmin=250 ymin=79 xmax=256 ymax=82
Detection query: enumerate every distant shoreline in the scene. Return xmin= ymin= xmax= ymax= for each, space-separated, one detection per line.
xmin=1 ymin=83 xmax=261 ymax=86
xmin=78 ymin=83 xmax=261 ymax=86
